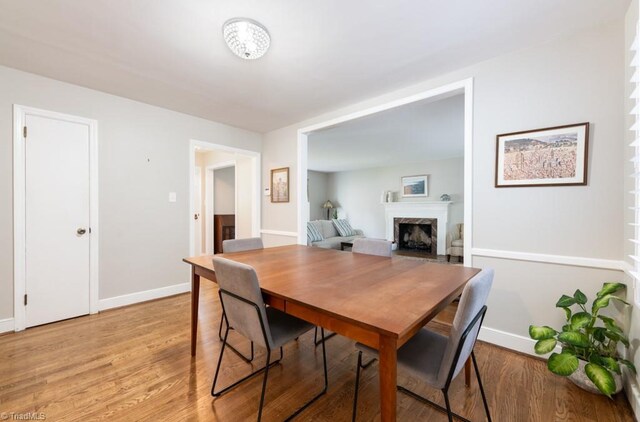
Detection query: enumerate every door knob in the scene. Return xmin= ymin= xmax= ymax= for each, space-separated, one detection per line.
xmin=194 ymin=214 xmax=199 ymax=220
xmin=77 ymin=228 xmax=87 ymax=235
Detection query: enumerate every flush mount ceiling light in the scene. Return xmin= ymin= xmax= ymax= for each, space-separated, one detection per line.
xmin=223 ymin=18 xmax=270 ymax=60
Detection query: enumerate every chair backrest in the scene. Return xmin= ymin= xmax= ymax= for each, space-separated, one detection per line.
xmin=352 ymin=238 xmax=392 ymax=257
xmin=212 ymin=256 xmax=274 ymax=349
xmin=222 ymin=237 xmax=264 ymax=253
xmin=437 ymin=268 xmax=494 ymax=387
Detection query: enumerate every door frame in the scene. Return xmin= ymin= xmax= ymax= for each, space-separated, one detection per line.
xmin=297 ymin=77 xmax=474 ymax=265
xmin=205 ymin=161 xmax=237 ymax=254
xmin=188 ymin=139 xmax=261 ymax=257
xmin=13 ymin=105 xmax=99 ymax=331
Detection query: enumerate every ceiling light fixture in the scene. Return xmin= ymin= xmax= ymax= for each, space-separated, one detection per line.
xmin=223 ymin=18 xmax=270 ymax=60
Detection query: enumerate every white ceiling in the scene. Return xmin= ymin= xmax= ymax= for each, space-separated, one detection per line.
xmin=308 ymin=93 xmax=464 ymax=172
xmin=0 ymin=0 xmax=629 ymax=132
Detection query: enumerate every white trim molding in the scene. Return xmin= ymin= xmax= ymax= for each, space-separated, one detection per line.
xmin=260 ymin=229 xmax=298 ymax=237
xmin=0 ymin=318 xmax=15 ymax=334
xmin=189 ymin=139 xmax=261 ymax=257
xmin=471 ymin=248 xmax=626 ymax=271
xmin=98 ymin=283 xmax=190 ymax=311
xmin=297 ymin=78 xmax=474 ymax=263
xmin=478 ymin=326 xmax=560 ymax=358
xmin=13 ymin=105 xmax=99 ymax=332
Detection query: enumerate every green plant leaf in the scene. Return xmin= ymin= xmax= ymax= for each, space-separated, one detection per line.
xmin=597 ymin=283 xmax=626 ymax=298
xmin=548 ymin=352 xmax=579 ymax=376
xmin=592 ymin=294 xmax=630 ymax=314
xmin=556 ymin=295 xmax=576 ymax=308
xmin=570 ymin=312 xmax=592 ymax=330
xmin=600 ymin=357 xmax=621 ymax=375
xmin=619 ymin=359 xmax=637 ymax=374
xmin=558 ymin=331 xmax=590 ymax=348
xmin=592 ymin=327 xmax=606 ymax=342
xmin=562 ymin=324 xmax=572 ymax=333
xmin=529 ymin=325 xmax=557 ymax=340
xmin=589 ymin=354 xmax=603 ymax=365
xmin=598 ymin=315 xmax=614 ymax=325
xmin=573 ymin=289 xmax=587 ymax=305
xmin=604 ymin=330 xmax=630 ymax=348
xmin=534 ymin=338 xmax=557 ymax=354
xmin=561 ymin=306 xmax=572 ymax=321
xmin=585 ymin=363 xmax=616 ymax=397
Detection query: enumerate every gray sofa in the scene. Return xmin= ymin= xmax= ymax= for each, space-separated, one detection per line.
xmin=307 ymin=220 xmax=364 ymax=249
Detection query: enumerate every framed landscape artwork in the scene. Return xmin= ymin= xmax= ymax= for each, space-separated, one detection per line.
xmin=402 ymin=175 xmax=428 ymax=197
xmin=271 ymin=167 xmax=289 ymax=203
xmin=495 ymin=122 xmax=589 ymax=188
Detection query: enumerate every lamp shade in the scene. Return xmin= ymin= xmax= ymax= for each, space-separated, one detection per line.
xmin=322 ymin=200 xmax=334 ymax=209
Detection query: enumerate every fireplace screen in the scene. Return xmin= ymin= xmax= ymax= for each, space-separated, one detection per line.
xmin=393 ymin=218 xmax=437 ymax=256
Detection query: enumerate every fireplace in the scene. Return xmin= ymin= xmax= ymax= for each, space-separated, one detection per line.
xmin=393 ymin=217 xmax=437 ymax=257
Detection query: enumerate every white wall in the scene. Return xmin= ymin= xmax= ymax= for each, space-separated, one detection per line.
xmin=260 ymin=21 xmax=626 ymax=357
xmin=0 ymin=65 xmax=261 ymax=322
xmin=308 ymin=170 xmax=329 ymax=221
xmin=214 ymin=167 xmax=235 ymax=215
xmin=325 ymin=159 xmax=464 ymax=239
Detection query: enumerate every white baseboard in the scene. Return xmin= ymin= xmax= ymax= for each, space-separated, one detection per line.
xmin=0 ymin=318 xmax=15 ymax=334
xmin=478 ymin=325 xmax=560 ymax=357
xmin=98 ymin=282 xmax=191 ymax=311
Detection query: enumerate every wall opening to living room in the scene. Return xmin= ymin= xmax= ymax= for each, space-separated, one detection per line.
xmin=297 ymin=79 xmax=473 ymax=263
xmin=189 ymin=140 xmax=261 ymax=257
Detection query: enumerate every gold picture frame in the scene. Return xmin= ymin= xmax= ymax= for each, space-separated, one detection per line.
xmin=270 ymin=167 xmax=289 ymax=203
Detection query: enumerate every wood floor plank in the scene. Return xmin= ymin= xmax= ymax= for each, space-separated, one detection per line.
xmin=0 ymin=279 xmax=635 ymax=421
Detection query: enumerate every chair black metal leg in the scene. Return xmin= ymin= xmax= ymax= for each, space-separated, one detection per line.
xmin=472 ymin=351 xmax=492 ymax=422
xmin=397 ymin=385 xmax=473 ymax=422
xmin=284 ymin=328 xmax=329 ymax=421
xmin=443 ymin=389 xmax=454 ymax=422
xmin=314 ymin=326 xmax=337 ymax=346
xmin=211 ymin=327 xmax=281 ymax=398
xmin=220 ymin=311 xmax=255 ymax=363
xmin=257 ymin=350 xmax=271 ymax=422
xmin=352 ymin=351 xmax=363 ymax=422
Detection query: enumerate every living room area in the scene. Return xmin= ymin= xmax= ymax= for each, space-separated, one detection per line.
xmin=305 ymin=92 xmax=466 ymax=262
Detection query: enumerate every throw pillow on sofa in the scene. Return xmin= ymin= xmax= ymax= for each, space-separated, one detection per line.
xmin=332 ymin=218 xmax=355 ymax=237
xmin=307 ymin=221 xmax=323 ymax=242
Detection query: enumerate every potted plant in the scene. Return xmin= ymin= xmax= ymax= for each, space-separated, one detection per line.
xmin=529 ymin=282 xmax=636 ymax=397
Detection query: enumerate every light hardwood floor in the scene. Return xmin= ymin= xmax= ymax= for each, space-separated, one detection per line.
xmin=0 ymin=278 xmax=635 ymax=421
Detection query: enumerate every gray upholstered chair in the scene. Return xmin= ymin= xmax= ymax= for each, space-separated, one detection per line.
xmin=222 ymin=237 xmax=264 ymax=253
xmin=352 ymin=269 xmax=494 ymax=422
xmin=211 ymin=257 xmax=328 ymax=421
xmin=218 ymin=237 xmax=265 ymax=363
xmin=351 ymin=238 xmax=392 ymax=257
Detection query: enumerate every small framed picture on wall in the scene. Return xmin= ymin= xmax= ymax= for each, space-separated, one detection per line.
xmin=401 ymin=175 xmax=428 ymax=197
xmin=271 ymin=167 xmax=289 ymax=203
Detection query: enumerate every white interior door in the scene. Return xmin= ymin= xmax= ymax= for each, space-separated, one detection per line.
xmin=25 ymin=114 xmax=91 ymax=327
xmin=193 ymin=167 xmax=202 ymax=255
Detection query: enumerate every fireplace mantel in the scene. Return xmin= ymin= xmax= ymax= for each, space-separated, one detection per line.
xmin=383 ymin=201 xmax=452 ymax=255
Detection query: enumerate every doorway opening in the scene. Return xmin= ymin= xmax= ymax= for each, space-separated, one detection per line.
xmin=297 ymin=78 xmax=473 ymax=265
xmin=189 ymin=140 xmax=260 ymax=257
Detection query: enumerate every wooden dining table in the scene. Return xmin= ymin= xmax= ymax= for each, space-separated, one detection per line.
xmin=183 ymin=244 xmax=480 ymax=422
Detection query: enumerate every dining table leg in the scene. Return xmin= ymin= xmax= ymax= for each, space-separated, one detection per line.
xmin=378 ymin=334 xmax=398 ymax=422
xmin=190 ymin=267 xmax=200 ymax=356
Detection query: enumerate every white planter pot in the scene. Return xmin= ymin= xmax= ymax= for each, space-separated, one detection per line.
xmin=568 ymin=359 xmax=623 ymax=395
